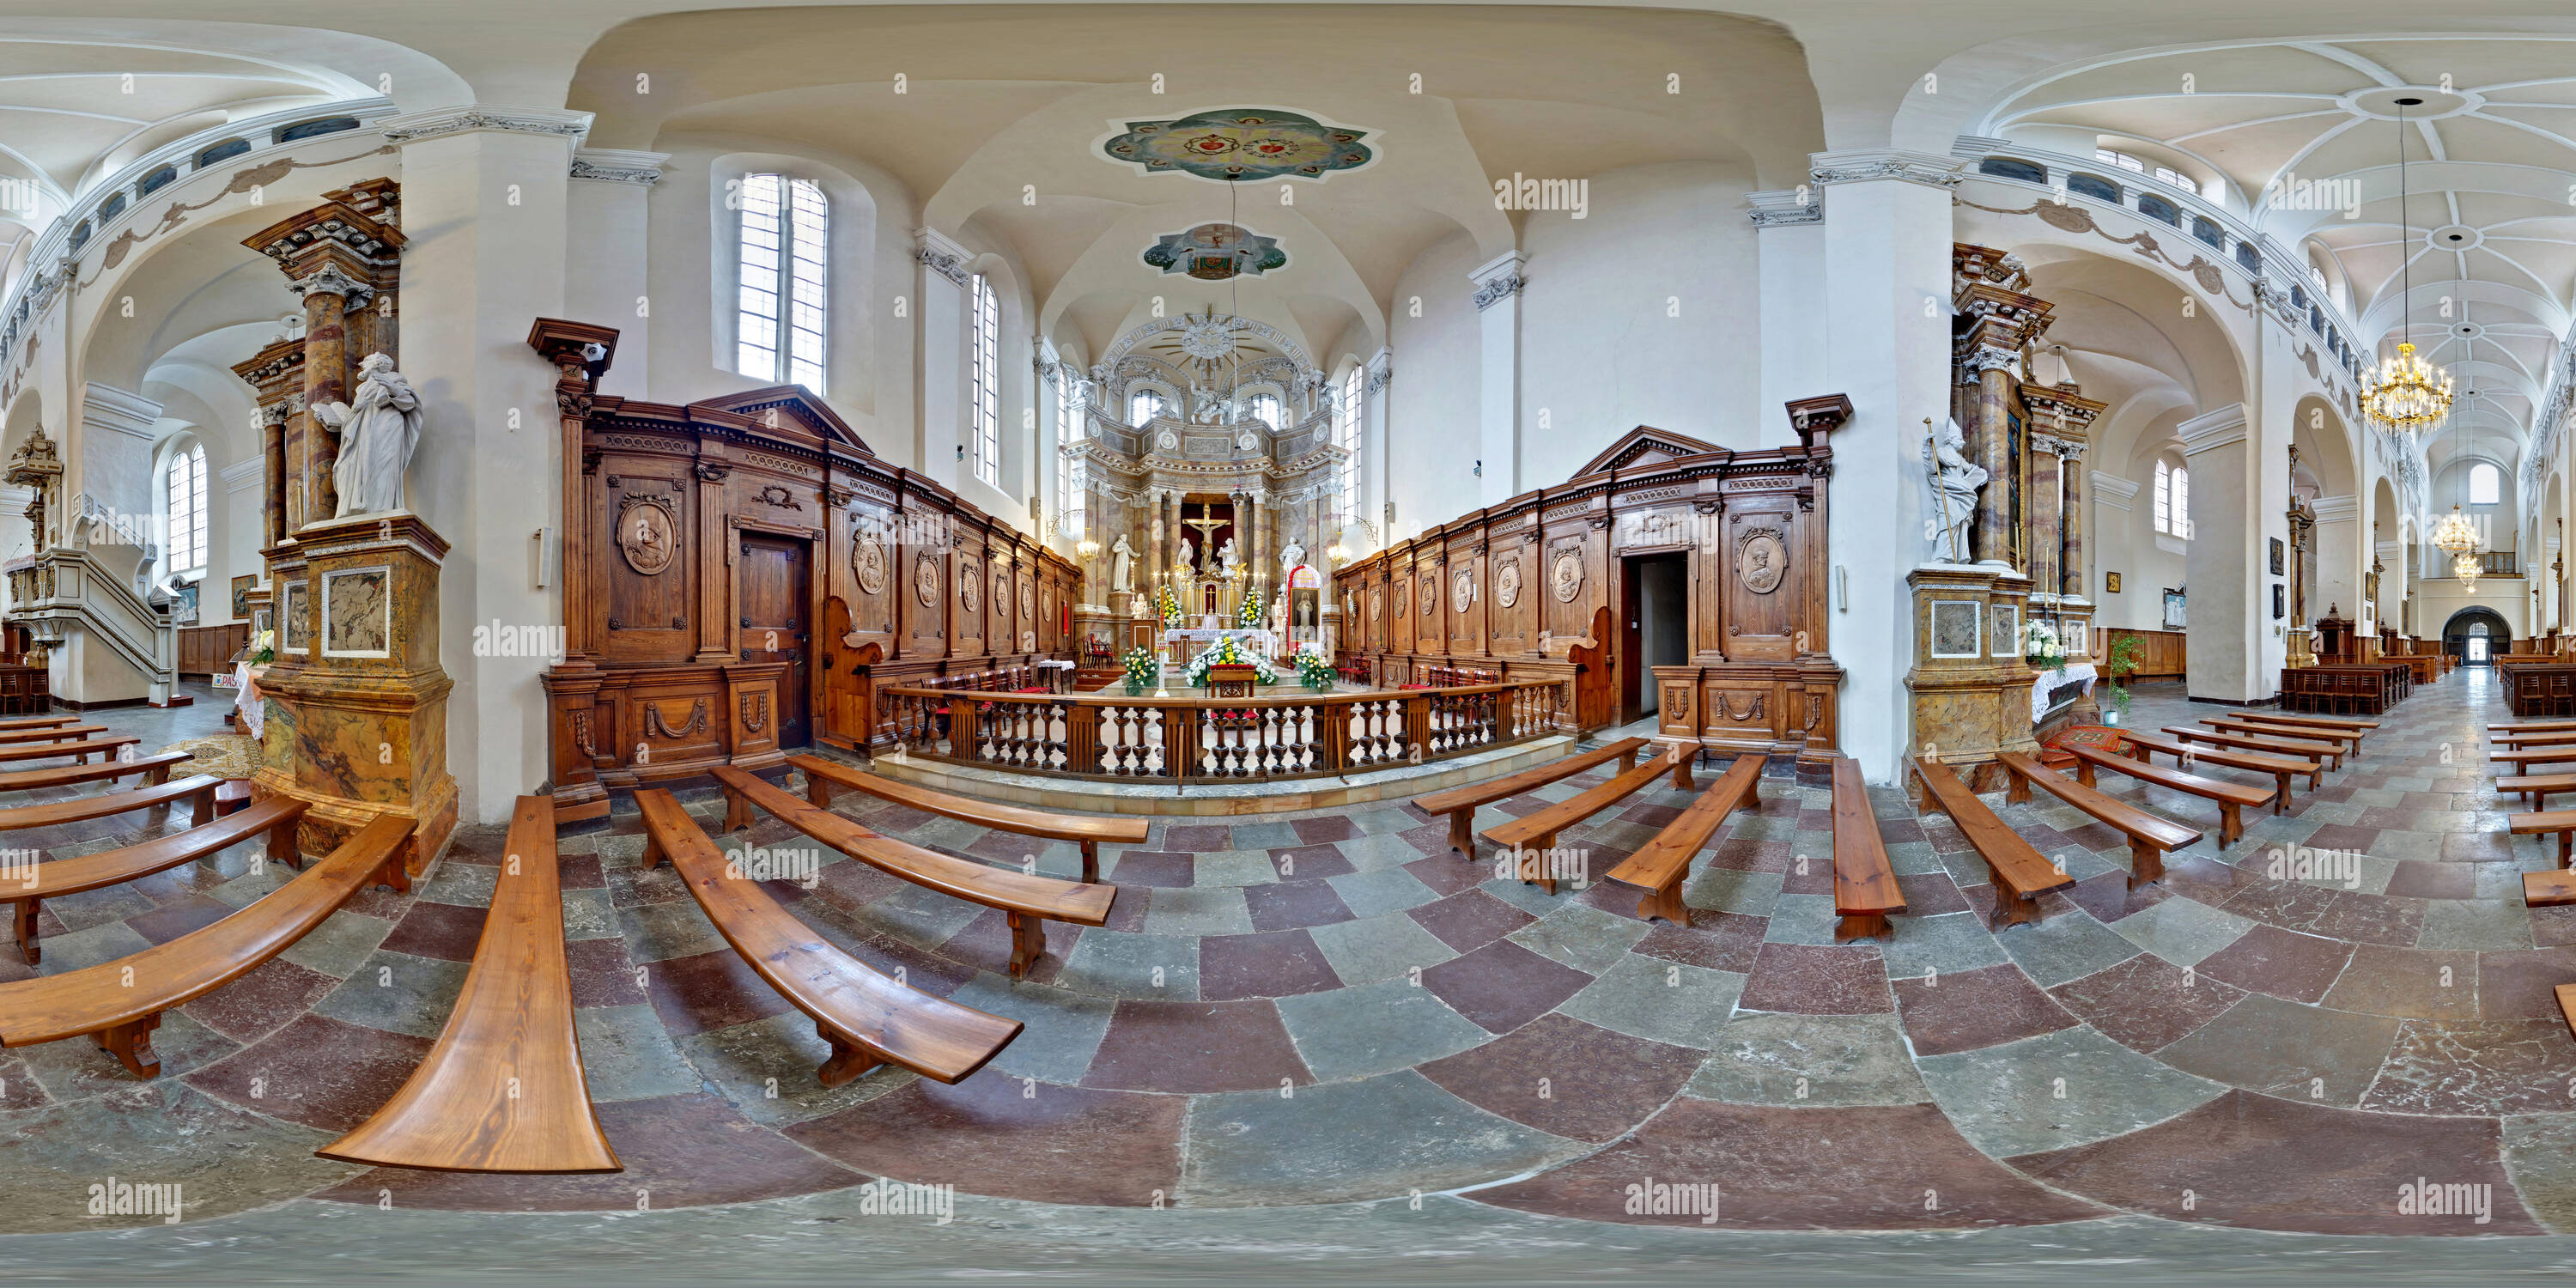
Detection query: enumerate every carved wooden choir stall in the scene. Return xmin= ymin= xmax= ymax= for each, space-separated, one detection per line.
xmin=1332 ymin=399 xmax=1850 ymax=782
xmin=531 ymin=319 xmax=1081 ymax=823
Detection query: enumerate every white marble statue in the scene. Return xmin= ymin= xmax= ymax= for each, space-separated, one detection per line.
xmin=1176 ymin=535 xmax=1195 ymax=576
xmin=1279 ymin=539 xmax=1305 ymax=575
xmin=1214 ymin=536 xmax=1238 ymax=576
xmin=1923 ymin=416 xmax=1988 ymax=563
xmin=1109 ymin=534 xmax=1134 ymax=592
xmin=313 ymin=353 xmax=422 ymax=518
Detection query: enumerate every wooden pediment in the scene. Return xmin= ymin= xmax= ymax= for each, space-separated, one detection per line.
xmin=1571 ymin=425 xmax=1725 ymax=478
xmin=687 ymin=386 xmax=872 ymax=454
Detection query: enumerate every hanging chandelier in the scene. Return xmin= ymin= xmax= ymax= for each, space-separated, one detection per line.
xmin=2455 ymin=550 xmax=2482 ymax=591
xmin=2433 ymin=505 xmax=2481 ymax=554
xmin=2363 ymin=96 xmax=2454 ymax=434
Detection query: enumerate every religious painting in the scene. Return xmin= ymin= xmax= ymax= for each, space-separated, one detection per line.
xmin=173 ymin=580 xmax=200 ymax=627
xmin=323 ymin=566 xmax=392 ymax=658
xmin=230 ymin=574 xmax=257 ymax=619
xmin=2163 ymin=588 xmax=2186 ymax=630
xmin=2273 ymin=583 xmax=2286 ymax=620
xmin=1990 ymin=604 xmax=2020 ymax=659
xmin=1291 ymin=587 xmax=1320 ymax=641
xmin=617 ymin=495 xmax=678 ymax=576
xmin=1143 ymin=222 xmax=1288 ymax=280
xmin=281 ymin=580 xmax=311 ymax=653
xmin=1098 ymin=107 xmax=1376 ymax=183
xmin=1929 ymin=599 xmax=1980 ymax=659
xmin=2104 ymin=571 xmax=2122 ymax=595
xmin=2269 ymin=538 xmax=2285 ymax=576
xmin=1738 ymin=528 xmax=1787 ymax=595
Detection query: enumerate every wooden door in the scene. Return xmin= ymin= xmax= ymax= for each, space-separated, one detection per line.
xmin=738 ymin=533 xmax=813 ymax=747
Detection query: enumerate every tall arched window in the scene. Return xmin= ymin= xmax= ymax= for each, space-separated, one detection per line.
xmin=165 ymin=441 xmax=207 ymax=574
xmin=968 ymin=272 xmax=999 ymax=487
xmin=2154 ymin=459 xmax=2191 ymax=538
xmin=1129 ymin=388 xmax=1170 ymax=427
xmin=1337 ymin=366 xmax=1363 ymax=513
xmin=1054 ymin=370 xmax=1080 ymax=538
xmin=2470 ymin=462 xmax=2500 ymax=507
xmin=734 ymin=173 xmax=828 ymax=392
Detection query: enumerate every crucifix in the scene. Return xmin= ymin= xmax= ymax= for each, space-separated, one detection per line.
xmin=1181 ymin=501 xmax=1228 ymax=577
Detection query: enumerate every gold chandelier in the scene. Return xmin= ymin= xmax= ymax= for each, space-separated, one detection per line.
xmin=2455 ymin=550 xmax=2482 ymax=591
xmin=2433 ymin=504 xmax=2481 ymax=554
xmin=2364 ymin=95 xmax=2453 ymax=434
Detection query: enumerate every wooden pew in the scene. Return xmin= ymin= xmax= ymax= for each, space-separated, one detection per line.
xmin=2495 ymin=747 xmax=2576 ymax=772
xmin=790 ymin=754 xmax=1146 ymax=884
xmin=2511 ymin=809 xmax=2576 ymax=866
xmin=2556 ymin=984 xmax=2576 ymax=1044
xmin=710 ymin=767 xmax=1114 ymax=980
xmin=0 ymin=723 xmax=111 ymax=747
xmin=2169 ymin=724 xmax=2344 ymax=773
xmin=0 ymin=749 xmax=190 ymax=792
xmin=1412 ymin=736 xmax=1650 ymax=856
xmin=1912 ymin=756 xmax=2075 ymax=929
xmin=9 ymin=795 xmax=303 ymax=964
xmin=2494 ymin=729 xmax=2576 ymax=748
xmin=1481 ymin=745 xmax=1686 ymax=895
xmin=2064 ymin=743 xmax=2272 ymax=849
xmin=0 ymin=813 xmax=410 ymax=1077
xmin=0 ymin=734 xmax=140 ymax=767
xmin=0 ymin=715 xmax=76 ymax=732
xmin=2493 ymin=720 xmax=2576 ymax=734
xmin=2211 ymin=714 xmax=2363 ymax=759
xmin=2523 ymin=869 xmax=2576 ymax=908
xmin=317 ymin=797 xmax=621 ymax=1174
xmin=1999 ymin=751 xmax=2202 ymax=887
xmin=0 ymin=773 xmax=221 ymax=833
xmin=1602 ymin=754 xmax=1761 ymax=924
xmin=2121 ymin=729 xmax=2314 ymax=805
xmin=635 ymin=788 xmax=1020 ymax=1085
xmin=2499 ymin=773 xmax=2576 ymax=812
xmin=2248 ymin=713 xmax=2379 ymax=732
xmin=1830 ymin=757 xmax=1904 ymax=944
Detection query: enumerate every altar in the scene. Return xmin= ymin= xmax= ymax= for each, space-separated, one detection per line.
xmin=1166 ymin=626 xmax=1278 ymax=658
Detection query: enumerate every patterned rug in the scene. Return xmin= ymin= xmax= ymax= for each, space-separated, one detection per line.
xmin=159 ymin=732 xmax=258 ymax=779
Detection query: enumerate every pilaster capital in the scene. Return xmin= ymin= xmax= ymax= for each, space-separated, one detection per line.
xmin=2177 ymin=403 xmax=2250 ymax=455
xmin=914 ymin=227 xmax=973 ymax=288
xmin=2088 ymin=471 xmax=2142 ymax=507
xmin=378 ymin=105 xmax=592 ymax=147
xmin=2311 ymin=493 xmax=2359 ymax=523
xmin=286 ymin=262 xmax=376 ymax=307
xmin=1366 ymin=348 xmax=1394 ymax=395
xmin=1809 ymin=149 xmax=1965 ymax=191
xmin=1469 ymin=251 xmax=1528 ymax=312
xmin=569 ymin=148 xmax=670 ymax=185
xmin=1747 ymin=188 xmax=1822 ymax=227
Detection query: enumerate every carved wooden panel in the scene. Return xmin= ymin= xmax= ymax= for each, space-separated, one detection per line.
xmin=1722 ymin=495 xmax=1801 ymax=661
xmin=602 ymin=468 xmax=694 ymax=664
xmin=1447 ymin=541 xmax=1483 ymax=656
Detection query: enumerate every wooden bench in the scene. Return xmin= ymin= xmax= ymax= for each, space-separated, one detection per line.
xmin=1602 ymin=754 xmax=1761 ymax=924
xmin=2168 ymin=725 xmax=2344 ymax=773
xmin=0 ymin=772 xmax=221 ymax=834
xmin=2121 ymin=729 xmax=2316 ymax=805
xmin=790 ymin=754 xmax=1146 ymax=884
xmin=0 ymin=715 xmax=76 ymax=732
xmin=2523 ymin=869 xmax=2576 ymax=907
xmin=0 ymin=733 xmax=139 ymax=767
xmin=2494 ymin=729 xmax=2576 ymax=748
xmin=2248 ymin=713 xmax=2379 ymax=732
xmin=635 ymin=788 xmax=1021 ymax=1085
xmin=317 ymin=796 xmax=621 ymax=1174
xmin=2495 ymin=747 xmax=2576 ymax=772
xmin=2556 ymin=983 xmax=2576 ymax=1044
xmin=0 ymin=812 xmax=410 ymax=1077
xmin=0 ymin=749 xmax=190 ymax=792
xmin=1481 ymin=744 xmax=1686 ymax=895
xmin=1830 ymin=757 xmax=1903 ymax=944
xmin=1912 ymin=756 xmax=2075 ymax=929
xmin=9 ymin=794 xmax=303 ymax=964
xmin=2493 ymin=720 xmax=2576 ymax=734
xmin=1999 ymin=751 xmax=2202 ymax=887
xmin=2209 ymin=715 xmax=2363 ymax=759
xmin=1413 ymin=736 xmax=1650 ymax=857
xmin=711 ymin=767 xmax=1115 ymax=980
xmin=0 ymin=722 xmax=110 ymax=747
xmin=2064 ymin=743 xmax=2272 ymax=849
xmin=2499 ymin=773 xmax=2576 ymax=812
xmin=2511 ymin=809 xmax=2576 ymax=866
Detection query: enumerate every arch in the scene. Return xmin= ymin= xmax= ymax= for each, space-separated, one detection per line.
xmin=2441 ymin=605 xmax=2513 ymax=663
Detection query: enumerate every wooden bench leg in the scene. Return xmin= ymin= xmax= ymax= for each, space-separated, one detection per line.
xmin=267 ymin=813 xmax=301 ymax=871
xmin=806 ymin=775 xmax=834 ymax=810
xmin=12 ymin=896 xmax=36 ymax=965
xmin=143 ymin=763 xmax=167 ymax=787
xmin=1990 ymin=872 xmax=2044 ymax=931
xmin=1080 ymin=840 xmax=1100 ymax=884
xmin=374 ymin=850 xmax=410 ymax=894
xmin=95 ymin=1012 xmax=161 ymax=1078
xmin=815 ymin=1021 xmax=881 ymax=1088
xmin=2128 ymin=841 xmax=2166 ymax=888
xmin=1005 ymin=910 xmax=1048 ymax=980
xmin=2275 ymin=774 xmax=2292 ymax=814
xmin=191 ymin=785 xmax=214 ymax=829
xmin=2217 ymin=804 xmax=2243 ymax=851
xmin=1447 ymin=808 xmax=1476 ymax=856
xmin=642 ymin=833 xmax=667 ymax=869
xmin=2004 ymin=769 xmax=2031 ymax=805
xmin=1637 ymin=877 xmax=1688 ymax=926
xmin=1671 ymin=755 xmax=1694 ymax=792
xmin=1525 ymin=831 xmax=1559 ymax=896
xmin=1618 ymin=750 xmax=1637 ymax=775
xmin=2073 ymin=760 xmax=2097 ymax=790
xmin=1835 ymin=910 xmax=1892 ymax=944
xmin=723 ymin=787 xmax=752 ymax=834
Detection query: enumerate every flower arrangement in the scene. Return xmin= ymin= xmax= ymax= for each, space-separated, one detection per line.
xmin=1184 ymin=635 xmax=1279 ymax=687
xmin=1155 ymin=583 xmax=1183 ymax=629
xmin=1294 ymin=647 xmax=1336 ymax=693
xmin=2023 ymin=620 xmax=2067 ymax=672
xmin=251 ymin=629 xmax=276 ymax=665
xmin=1121 ymin=646 xmax=1159 ymax=696
xmin=1239 ymin=584 xmax=1267 ymax=629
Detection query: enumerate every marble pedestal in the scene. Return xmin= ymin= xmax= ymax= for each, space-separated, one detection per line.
xmin=254 ymin=512 xmax=457 ymax=876
xmin=1905 ymin=562 xmax=2038 ymax=797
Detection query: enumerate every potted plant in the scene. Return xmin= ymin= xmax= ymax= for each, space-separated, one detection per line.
xmin=2102 ymin=634 xmax=2142 ymax=726
xmin=1295 ymin=647 xmax=1336 ymax=693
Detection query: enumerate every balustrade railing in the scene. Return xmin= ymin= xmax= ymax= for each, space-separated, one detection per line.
xmin=875 ymin=680 xmax=1563 ymax=784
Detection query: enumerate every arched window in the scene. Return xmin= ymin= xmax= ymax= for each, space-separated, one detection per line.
xmin=1244 ymin=392 xmax=1280 ymax=431
xmin=1337 ymin=365 xmax=1364 ymax=513
xmin=734 ymin=173 xmax=828 ymax=392
xmin=1129 ymin=388 xmax=1170 ymax=427
xmin=165 ymin=441 xmax=207 ymax=575
xmin=968 ymin=272 xmax=999 ymax=487
xmin=2470 ymin=462 xmax=2500 ymax=507
xmin=1054 ymin=368 xmax=1080 ymax=538
xmin=2154 ymin=459 xmax=2191 ymax=538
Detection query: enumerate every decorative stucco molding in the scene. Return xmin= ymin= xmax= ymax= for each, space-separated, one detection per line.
xmin=378 ymin=106 xmax=593 ymax=146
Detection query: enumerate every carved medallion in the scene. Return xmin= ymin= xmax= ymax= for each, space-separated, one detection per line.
xmin=1393 ymin=580 xmax=1407 ymax=618
xmin=616 ymin=496 xmax=678 ymax=576
xmin=1019 ymin=580 xmax=1035 ymax=619
xmin=1370 ymin=589 xmax=1383 ymax=623
xmin=1551 ymin=550 xmax=1584 ymax=603
xmin=1451 ymin=569 xmax=1473 ymax=615
xmin=961 ymin=562 xmax=982 ymax=612
xmin=992 ymin=566 xmax=1008 ymax=616
xmin=1738 ymin=531 xmax=1787 ymax=595
xmin=1420 ymin=574 xmax=1436 ymax=617
xmin=1157 ymin=428 xmax=1180 ymax=451
xmin=1495 ymin=557 xmax=1522 ymax=609
xmin=913 ymin=552 xmax=939 ymax=608
xmin=1236 ymin=431 xmax=1258 ymax=451
xmin=854 ymin=531 xmax=887 ymax=596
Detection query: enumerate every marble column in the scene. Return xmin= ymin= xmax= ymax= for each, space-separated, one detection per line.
xmin=2060 ymin=449 xmax=2087 ymax=598
xmin=2028 ymin=442 xmax=2063 ymax=602
xmin=1468 ymin=251 xmax=1526 ymax=507
xmin=1970 ymin=358 xmax=2017 ymax=567
xmin=289 ymin=270 xmax=366 ymax=526
xmin=262 ymin=405 xmax=288 ymax=545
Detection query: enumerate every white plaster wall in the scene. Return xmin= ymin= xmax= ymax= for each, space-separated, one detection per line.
xmin=1516 ymin=160 xmax=1763 ymax=481
xmin=2093 ymin=481 xmax=2187 ymax=631
xmin=1386 ymin=229 xmax=1482 ymax=543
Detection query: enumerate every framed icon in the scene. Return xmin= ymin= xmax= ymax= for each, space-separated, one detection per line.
xmin=2161 ymin=588 xmax=2185 ymax=629
xmin=2273 ymin=583 xmax=2286 ymax=620
xmin=2269 ymin=538 xmax=2285 ymax=576
xmin=2104 ymin=572 xmax=2122 ymax=594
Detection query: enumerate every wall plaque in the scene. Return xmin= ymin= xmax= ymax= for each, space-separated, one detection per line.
xmin=616 ymin=495 xmax=677 ymax=575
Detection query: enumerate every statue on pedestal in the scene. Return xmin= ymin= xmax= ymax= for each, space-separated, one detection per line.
xmin=1176 ymin=535 xmax=1195 ymax=577
xmin=1279 ymin=539 xmax=1304 ymax=576
xmin=1109 ymin=534 xmax=1134 ymax=593
xmin=314 ymin=353 xmax=422 ymax=518
xmin=1923 ymin=417 xmax=1987 ymax=563
xmin=1214 ymin=536 xmax=1238 ymax=577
